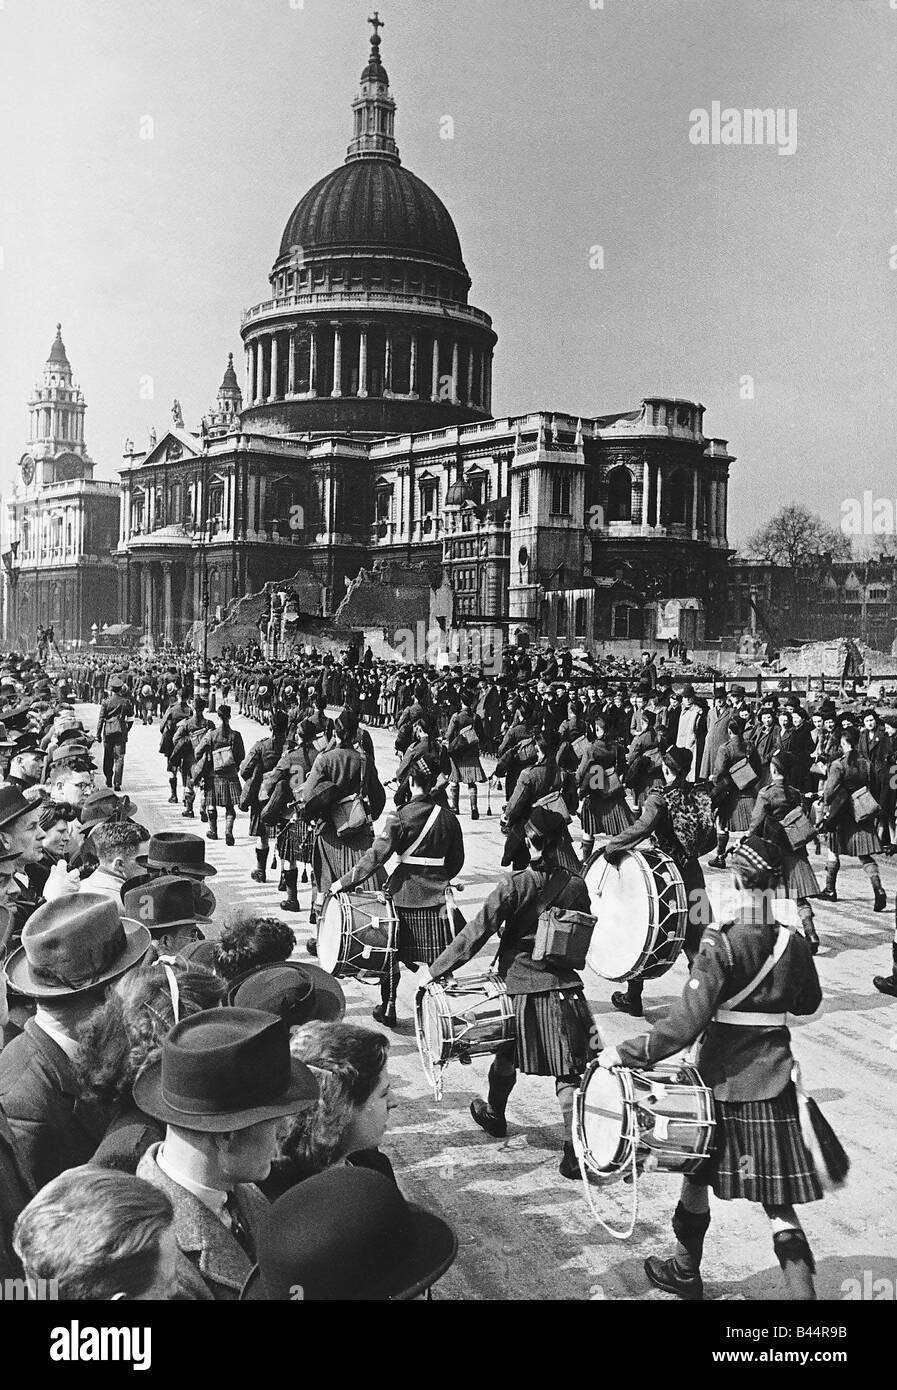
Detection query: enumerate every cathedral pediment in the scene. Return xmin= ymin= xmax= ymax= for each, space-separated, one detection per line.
xmin=140 ymin=429 xmax=201 ymax=467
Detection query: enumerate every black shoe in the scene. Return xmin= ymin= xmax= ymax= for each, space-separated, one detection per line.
xmin=181 ymin=809 xmax=195 ymax=818
xmin=470 ymin=1098 xmax=507 ymax=1139
xmin=281 ymin=897 xmax=301 ymax=912
xmin=874 ymin=888 xmax=887 ymax=912
xmin=167 ymin=795 xmax=179 ymax=804
xmin=470 ymin=808 xmax=479 ymax=821
xmin=873 ymin=973 xmax=897 ymax=997
xmin=818 ymin=886 xmax=837 ymax=902
xmin=559 ymin=1142 xmax=581 ymax=1180
xmin=206 ymin=830 xmax=218 ymax=841
xmin=372 ymin=1003 xmax=398 ymax=1028
xmin=706 ymin=856 xmax=727 ymax=870
xmin=611 ymin=990 xmax=643 ymax=1017
xmin=199 ymin=809 xmax=208 ymax=823
xmin=804 ymin=927 xmax=820 ymax=955
xmin=306 ymin=937 xmax=318 ymax=956
xmin=225 ymin=834 xmax=235 ymax=847
xmin=644 ymin=1255 xmax=703 ymax=1301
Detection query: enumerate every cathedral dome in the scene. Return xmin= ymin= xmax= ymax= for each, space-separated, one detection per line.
xmin=279 ymin=160 xmax=466 ymax=273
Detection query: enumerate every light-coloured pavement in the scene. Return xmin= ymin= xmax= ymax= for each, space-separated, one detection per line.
xmin=93 ymin=703 xmax=897 ymax=1302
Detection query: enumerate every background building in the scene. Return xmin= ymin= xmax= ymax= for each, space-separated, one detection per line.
xmin=3 ymin=326 xmax=119 ymax=647
xmin=115 ymin=20 xmax=733 ymax=650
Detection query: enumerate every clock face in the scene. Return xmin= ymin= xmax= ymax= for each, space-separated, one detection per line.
xmin=20 ymin=454 xmax=36 ymax=486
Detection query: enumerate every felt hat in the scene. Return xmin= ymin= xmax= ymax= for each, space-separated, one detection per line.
xmin=6 ymin=893 xmax=151 ymax=998
xmin=136 ymin=831 xmax=217 ymax=878
xmin=227 ymin=961 xmax=345 ymax=1025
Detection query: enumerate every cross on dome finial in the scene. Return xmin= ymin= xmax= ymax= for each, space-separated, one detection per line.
xmin=369 ymin=11 xmax=384 ymax=44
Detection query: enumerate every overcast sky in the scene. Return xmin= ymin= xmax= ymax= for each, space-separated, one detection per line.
xmin=1 ymin=0 xmax=895 ymax=547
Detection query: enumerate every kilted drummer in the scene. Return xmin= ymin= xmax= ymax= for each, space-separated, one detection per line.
xmin=598 ymin=833 xmax=825 ymax=1302
xmin=428 ymin=807 xmax=600 ymax=1180
xmin=332 ymin=753 xmax=465 ymax=1028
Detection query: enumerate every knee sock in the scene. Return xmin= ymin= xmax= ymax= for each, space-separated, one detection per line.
xmin=825 ymin=861 xmax=839 ymax=892
xmin=716 ymin=832 xmax=729 ymax=859
xmin=627 ymin=976 xmax=644 ymax=1005
xmin=861 ymin=858 xmax=882 ymax=891
xmin=169 ymin=776 xmax=178 ymax=798
xmin=207 ymin=810 xmax=218 ymax=835
xmin=671 ymin=1201 xmax=711 ymax=1277
xmin=772 ymin=1228 xmax=816 ymax=1301
xmin=469 ymin=786 xmax=478 ymax=814
xmin=486 ymin=1060 xmax=517 ymax=1117
xmin=555 ymin=1075 xmax=579 ymax=1143
xmin=379 ymin=967 xmax=399 ymax=1010
xmin=797 ymin=902 xmax=817 ymax=937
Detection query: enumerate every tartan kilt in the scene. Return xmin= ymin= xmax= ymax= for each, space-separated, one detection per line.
xmin=277 ymin=810 xmax=316 ymax=864
xmin=829 ymin=820 xmax=881 ymax=856
xmin=580 ymin=796 xmax=633 ymax=836
xmin=555 ymin=835 xmax=583 ymax=874
xmin=695 ymin=1083 xmax=823 ymax=1205
xmin=313 ymin=821 xmax=381 ymax=896
xmin=396 ymin=903 xmax=455 ymax=966
xmin=210 ymin=775 xmax=240 ymax=810
xmin=449 ymin=749 xmax=487 ymax=784
xmin=724 ymin=788 xmax=757 ymax=832
xmin=512 ymin=986 xmax=596 ymax=1077
xmin=780 ymin=850 xmax=820 ymax=899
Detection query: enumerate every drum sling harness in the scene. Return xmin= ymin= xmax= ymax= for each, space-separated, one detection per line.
xmin=397 ymin=805 xmax=443 ymax=867
xmin=714 ymin=925 xmax=791 ymax=1027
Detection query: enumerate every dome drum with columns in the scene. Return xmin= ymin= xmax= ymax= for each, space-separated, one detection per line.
xmin=240 ymin=19 xmax=495 ymax=437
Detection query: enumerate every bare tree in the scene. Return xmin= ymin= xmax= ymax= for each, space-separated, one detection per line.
xmin=745 ymin=504 xmax=850 ymax=572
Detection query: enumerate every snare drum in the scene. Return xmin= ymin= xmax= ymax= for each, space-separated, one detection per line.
xmin=574 ymin=1061 xmax=715 ymax=1177
xmin=415 ymin=972 xmax=515 ymax=1099
xmin=583 ymin=847 xmax=687 ymax=981
xmin=317 ymin=890 xmax=398 ymax=979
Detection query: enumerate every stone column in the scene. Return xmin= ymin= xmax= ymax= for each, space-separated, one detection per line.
xmin=255 ymin=341 xmax=264 ymax=404
xmin=287 ymin=332 xmax=296 ymax=395
xmin=466 ymin=345 xmax=475 ymax=406
xmin=384 ymin=332 xmax=393 ymax=394
xmin=655 ymin=464 xmax=664 ymax=528
xmin=719 ymin=476 xmax=728 ymax=542
xmin=409 ymin=334 xmax=419 ymax=397
xmin=692 ymin=470 xmax=700 ymax=537
xmin=642 ymin=459 xmax=650 ymax=528
xmin=119 ymin=489 xmax=127 ymax=547
xmin=268 ymin=336 xmax=279 ymax=401
xmin=431 ymin=337 xmax=440 ymax=401
xmin=451 ymin=340 xmax=459 ymax=404
xmin=162 ymin=562 xmax=173 ymax=642
xmin=245 ymin=345 xmax=254 ymax=401
xmin=332 ymin=325 xmax=342 ymax=396
xmin=309 ymin=326 xmax=318 ymax=396
xmin=358 ymin=327 xmax=368 ymax=397
xmin=485 ymin=355 xmax=493 ymax=414
xmin=479 ymin=352 xmax=487 ymax=408
xmin=709 ymin=478 xmax=718 ymax=538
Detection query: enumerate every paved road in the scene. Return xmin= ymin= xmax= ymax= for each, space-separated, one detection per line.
xmin=92 ymin=703 xmax=897 ymax=1302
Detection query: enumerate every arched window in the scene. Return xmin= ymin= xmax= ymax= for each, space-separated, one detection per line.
xmin=574 ymin=596 xmax=587 ymax=637
xmin=556 ymin=595 xmax=568 ymax=634
xmin=606 ymin=467 xmax=632 ymax=522
xmin=667 ymin=470 xmax=691 ymax=526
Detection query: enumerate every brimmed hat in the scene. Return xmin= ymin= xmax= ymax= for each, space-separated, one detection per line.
xmin=227 ymin=961 xmax=345 ymax=1024
xmin=136 ymin=831 xmax=217 ymax=878
xmin=122 ymin=876 xmax=201 ymax=937
xmin=49 ymin=743 xmax=96 ymax=770
xmin=0 ymin=784 xmax=40 ymax=830
xmin=818 ymin=699 xmax=837 ymax=719
xmin=6 ymin=893 xmax=151 ymax=998
xmin=133 ymin=1008 xmax=319 ymax=1133
xmin=79 ymin=789 xmax=139 ymax=827
xmin=240 ymin=1168 xmax=458 ymax=1301
xmin=662 ymin=746 xmax=692 ymax=778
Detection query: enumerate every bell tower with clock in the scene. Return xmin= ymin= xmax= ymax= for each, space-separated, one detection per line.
xmin=3 ymin=325 xmax=120 ymax=646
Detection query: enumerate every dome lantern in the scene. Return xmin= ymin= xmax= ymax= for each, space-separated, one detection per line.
xmin=347 ymin=11 xmax=399 ymax=165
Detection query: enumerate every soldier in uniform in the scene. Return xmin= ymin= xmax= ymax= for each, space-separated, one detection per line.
xmin=332 ymin=753 xmax=464 ymax=1028
xmin=95 ymin=676 xmax=133 ymax=792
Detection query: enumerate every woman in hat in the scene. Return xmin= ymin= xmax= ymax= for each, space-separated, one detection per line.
xmin=576 ymin=715 xmax=633 ymax=864
xmin=500 ymin=731 xmax=580 ymax=874
xmin=596 ymin=745 xmax=713 ymax=1016
xmin=301 ymin=707 xmax=386 ymax=926
xmin=261 ymin=720 xmax=323 ymax=912
xmin=707 ymin=716 xmax=761 ymax=871
xmin=748 ymin=750 xmax=821 ymax=953
xmin=76 ymin=956 xmax=226 ymax=1174
xmin=240 ymin=708 xmax=290 ymax=885
xmin=195 ymin=706 xmax=245 ymax=847
xmin=818 ymin=725 xmax=886 ymax=910
xmin=241 ymin=1167 xmax=457 ymax=1301
xmin=429 ymin=806 xmax=598 ymax=1179
xmin=444 ymin=690 xmax=487 ymax=820
xmin=330 ymin=753 xmax=465 ymax=1027
xmin=598 ymin=834 xmax=824 ymax=1302
xmin=264 ymin=1022 xmax=395 ymax=1197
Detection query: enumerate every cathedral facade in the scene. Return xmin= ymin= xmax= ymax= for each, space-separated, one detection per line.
xmin=3 ymin=327 xmax=120 ymax=647
xmin=114 ymin=20 xmax=733 ymax=649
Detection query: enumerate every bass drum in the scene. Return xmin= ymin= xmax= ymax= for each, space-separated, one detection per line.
xmin=582 ymin=847 xmax=687 ymax=981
